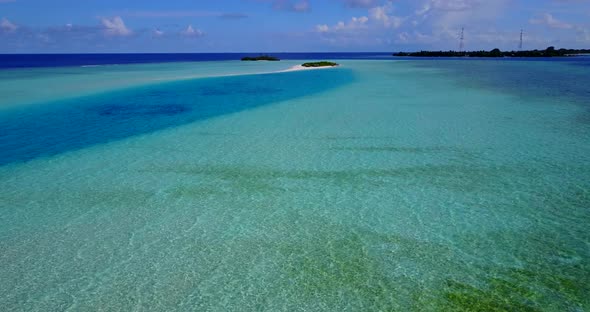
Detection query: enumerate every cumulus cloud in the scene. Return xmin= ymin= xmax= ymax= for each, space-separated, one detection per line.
xmin=316 ymin=16 xmax=369 ymax=33
xmin=530 ymin=13 xmax=573 ymax=29
xmin=1 ymin=17 xmax=17 ymax=32
xmin=152 ymin=29 xmax=164 ymax=37
xmin=101 ymin=16 xmax=132 ymax=36
xmin=316 ymin=24 xmax=329 ymax=33
xmin=369 ymin=2 xmax=403 ymax=28
xmin=316 ymin=1 xmax=402 ymax=34
xmin=314 ymin=0 xmax=528 ymax=50
xmin=181 ymin=25 xmax=204 ymax=37
xmin=337 ymin=16 xmax=369 ymax=30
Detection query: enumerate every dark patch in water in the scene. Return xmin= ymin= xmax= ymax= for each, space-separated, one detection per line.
xmin=200 ymin=85 xmax=283 ymax=96
xmin=0 ymin=69 xmax=354 ymax=166
xmin=409 ymin=59 xmax=590 ymax=125
xmin=97 ymin=104 xmax=190 ymax=117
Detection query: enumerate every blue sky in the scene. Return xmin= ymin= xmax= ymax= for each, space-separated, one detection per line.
xmin=1 ymin=0 xmax=589 ymax=53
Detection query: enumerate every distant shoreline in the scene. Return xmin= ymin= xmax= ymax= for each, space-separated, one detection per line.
xmin=393 ymin=47 xmax=590 ymax=58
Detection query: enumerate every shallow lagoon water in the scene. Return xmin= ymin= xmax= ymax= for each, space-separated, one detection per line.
xmin=0 ymin=60 xmax=301 ymax=108
xmin=0 ymin=59 xmax=589 ymax=311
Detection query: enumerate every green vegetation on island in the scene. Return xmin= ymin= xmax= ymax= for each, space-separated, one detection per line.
xmin=393 ymin=46 xmax=590 ymax=58
xmin=301 ymin=61 xmax=339 ymax=67
xmin=241 ymin=55 xmax=280 ymax=61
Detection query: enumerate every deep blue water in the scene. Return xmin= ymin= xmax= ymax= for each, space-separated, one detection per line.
xmin=0 ymin=53 xmax=394 ymax=68
xmin=1 ymin=54 xmax=588 ymax=167
xmin=1 ymin=53 xmax=589 ymax=69
xmin=0 ymin=68 xmax=354 ymax=166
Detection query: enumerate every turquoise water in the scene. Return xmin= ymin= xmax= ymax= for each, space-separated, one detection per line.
xmin=0 ymin=60 xmax=301 ymax=108
xmin=1 ymin=60 xmax=589 ymax=311
xmin=0 ymin=68 xmax=353 ymax=165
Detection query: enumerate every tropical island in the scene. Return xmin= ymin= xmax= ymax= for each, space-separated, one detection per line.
xmin=301 ymin=61 xmax=339 ymax=67
xmin=393 ymin=46 xmax=590 ymax=58
xmin=241 ymin=55 xmax=280 ymax=61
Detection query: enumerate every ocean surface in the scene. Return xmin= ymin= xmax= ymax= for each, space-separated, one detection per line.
xmin=0 ymin=53 xmax=397 ymax=69
xmin=1 ymin=54 xmax=589 ymax=311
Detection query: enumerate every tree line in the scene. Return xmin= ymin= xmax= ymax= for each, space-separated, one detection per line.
xmin=393 ymin=47 xmax=590 ymax=58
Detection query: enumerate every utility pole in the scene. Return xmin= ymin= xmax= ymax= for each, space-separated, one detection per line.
xmin=519 ymin=29 xmax=524 ymax=51
xmin=459 ymin=27 xmax=465 ymax=53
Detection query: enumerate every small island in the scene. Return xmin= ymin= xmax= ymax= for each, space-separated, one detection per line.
xmin=241 ymin=55 xmax=280 ymax=61
xmin=393 ymin=46 xmax=590 ymax=58
xmin=301 ymin=61 xmax=339 ymax=68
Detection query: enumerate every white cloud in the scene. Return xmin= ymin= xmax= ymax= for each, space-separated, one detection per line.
xmin=369 ymin=1 xmax=403 ymax=28
xmin=317 ymin=16 xmax=369 ymax=33
xmin=315 ymin=0 xmax=534 ymax=50
xmin=1 ymin=17 xmax=17 ymax=32
xmin=316 ymin=24 xmax=329 ymax=33
xmin=182 ymin=25 xmax=204 ymax=37
xmin=101 ymin=16 xmax=132 ymax=36
xmin=153 ymin=29 xmax=164 ymax=37
xmin=316 ymin=0 xmax=405 ymax=34
xmin=530 ymin=13 xmax=573 ymax=29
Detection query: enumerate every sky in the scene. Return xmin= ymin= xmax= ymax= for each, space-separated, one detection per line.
xmin=1 ymin=0 xmax=589 ymax=53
